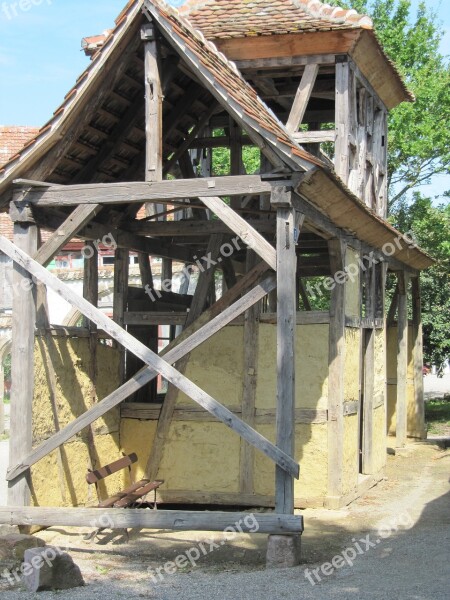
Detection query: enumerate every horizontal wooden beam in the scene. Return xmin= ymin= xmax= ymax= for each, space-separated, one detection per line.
xmin=127 ymin=218 xmax=275 ymax=237
xmin=15 ymin=175 xmax=285 ymax=207
xmin=124 ymin=311 xmax=187 ymax=326
xmin=294 ymin=130 xmax=335 ymax=144
xmin=259 ymin=311 xmax=330 ymax=325
xmin=235 ymin=54 xmax=336 ymax=70
xmin=0 ymin=507 xmax=303 ymax=534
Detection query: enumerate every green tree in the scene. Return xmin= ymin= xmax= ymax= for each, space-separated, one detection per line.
xmin=329 ymin=0 xmax=450 ymax=208
xmin=392 ymin=194 xmax=450 ymax=372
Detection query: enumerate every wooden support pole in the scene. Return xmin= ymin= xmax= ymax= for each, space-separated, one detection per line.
xmin=113 ymin=247 xmax=129 ymax=384
xmin=273 ymin=188 xmax=299 ymax=514
xmin=83 ymin=242 xmax=98 ymax=331
xmin=326 ymin=238 xmax=346 ymax=507
xmin=334 ymin=58 xmax=351 ymax=185
xmin=239 ymin=250 xmax=260 ymax=495
xmin=8 ymin=215 xmax=37 ymax=507
xmin=396 ymin=272 xmax=409 ymax=448
xmin=411 ymin=277 xmax=426 ymax=438
xmin=142 ymin=23 xmax=162 ymax=183
xmin=285 ymin=63 xmax=319 ymax=134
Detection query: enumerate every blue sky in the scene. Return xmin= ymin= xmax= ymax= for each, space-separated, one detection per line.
xmin=0 ymin=0 xmax=448 ymax=198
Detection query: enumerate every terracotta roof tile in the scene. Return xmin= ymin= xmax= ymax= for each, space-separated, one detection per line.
xmin=179 ymin=0 xmax=373 ymax=40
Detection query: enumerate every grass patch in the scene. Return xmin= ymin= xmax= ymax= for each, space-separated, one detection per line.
xmin=0 ymin=432 xmax=9 ymax=442
xmin=425 ymin=396 xmax=450 ymax=435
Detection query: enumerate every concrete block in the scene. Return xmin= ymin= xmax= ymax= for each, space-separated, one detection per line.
xmin=23 ymin=547 xmax=84 ymax=592
xmin=266 ymin=534 xmax=301 ymax=569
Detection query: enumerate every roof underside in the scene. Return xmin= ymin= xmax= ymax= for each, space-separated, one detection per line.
xmin=0 ymin=0 xmax=431 ymax=270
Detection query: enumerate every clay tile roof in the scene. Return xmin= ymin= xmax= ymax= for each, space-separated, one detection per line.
xmin=179 ymin=0 xmax=373 ymax=40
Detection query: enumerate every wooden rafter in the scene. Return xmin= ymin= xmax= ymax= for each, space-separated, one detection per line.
xmin=285 ymin=64 xmax=319 ymax=134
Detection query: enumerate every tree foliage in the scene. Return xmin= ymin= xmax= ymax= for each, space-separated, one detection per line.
xmin=328 ymin=0 xmax=450 ymax=208
xmin=392 ymin=195 xmax=450 ymax=372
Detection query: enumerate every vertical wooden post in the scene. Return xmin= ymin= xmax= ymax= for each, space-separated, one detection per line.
xmin=113 ymin=248 xmax=129 ymax=384
xmin=335 ymin=57 xmax=351 ymax=185
xmin=362 ymin=262 xmax=375 ymax=474
xmin=239 ymin=250 xmax=260 ymax=495
xmin=326 ymin=238 xmax=346 ymax=507
xmin=396 ymin=271 xmax=409 ymax=448
xmin=8 ymin=205 xmax=38 ymax=507
xmin=230 ymin=118 xmax=242 ymax=210
xmin=83 ymin=243 xmax=98 ymax=330
xmin=272 ymin=186 xmax=297 ymax=514
xmin=411 ymin=277 xmax=426 ymax=439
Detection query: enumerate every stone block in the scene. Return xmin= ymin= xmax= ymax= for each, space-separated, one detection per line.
xmin=23 ymin=547 xmax=84 ymax=592
xmin=0 ymin=534 xmax=45 ymax=569
xmin=266 ymin=534 xmax=301 ymax=569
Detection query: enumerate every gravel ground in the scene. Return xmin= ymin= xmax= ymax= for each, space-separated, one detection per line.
xmin=0 ymin=443 xmax=448 ymax=599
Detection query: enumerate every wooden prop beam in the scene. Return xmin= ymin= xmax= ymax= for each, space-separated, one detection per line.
xmin=15 ymin=175 xmax=279 ymax=207
xmin=285 ymin=63 xmax=319 ymax=134
xmin=197 ymin=196 xmax=277 ymax=270
xmin=0 ymin=237 xmax=298 ymax=478
xmin=0 ymin=240 xmax=285 ymax=480
xmin=127 ymin=218 xmax=275 ymax=237
xmin=0 ymin=507 xmax=303 ymax=534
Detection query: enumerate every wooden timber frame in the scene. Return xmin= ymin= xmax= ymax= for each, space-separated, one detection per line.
xmin=0 ymin=2 xmax=432 ymax=540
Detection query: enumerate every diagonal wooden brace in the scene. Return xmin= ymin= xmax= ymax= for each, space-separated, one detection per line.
xmin=0 ymin=235 xmax=299 ymax=481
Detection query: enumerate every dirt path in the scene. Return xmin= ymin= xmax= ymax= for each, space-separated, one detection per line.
xmin=0 ymin=443 xmax=449 ymax=599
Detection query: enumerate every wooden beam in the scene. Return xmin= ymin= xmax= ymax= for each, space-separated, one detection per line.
xmin=32 ymin=204 xmax=101 ymax=267
xmin=142 ymin=23 xmax=163 ymax=182
xmin=293 ymin=130 xmax=335 ymax=144
xmin=334 ymin=58 xmax=351 ymax=184
xmin=274 ymin=191 xmax=301 ymax=514
xmin=286 ymin=64 xmax=319 ymax=134
xmin=8 ymin=220 xmax=37 ymax=507
xmin=239 ymin=251 xmax=260 ymax=495
xmin=113 ymin=247 xmax=129 ymax=383
xmin=235 ymin=54 xmax=336 ymax=70
xmin=144 ymin=234 xmax=223 ymax=480
xmin=197 ymin=196 xmax=277 ymax=270
xmin=82 ymin=240 xmax=98 ymax=331
xmin=17 ymin=175 xmax=278 ymax=207
xmin=326 ymin=238 xmax=346 ymax=507
xmin=396 ymin=272 xmax=409 ymax=447
xmin=0 ymin=507 xmax=303 ymax=534
xmin=127 ymin=218 xmax=275 ymax=237
xmin=124 ymin=312 xmax=187 ymax=326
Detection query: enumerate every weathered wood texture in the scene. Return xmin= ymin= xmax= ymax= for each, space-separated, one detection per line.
xmin=285 ymin=63 xmax=319 ymax=134
xmin=411 ymin=277 xmax=426 ymax=438
xmin=0 ymin=507 xmax=303 ymax=534
xmin=8 ymin=222 xmax=37 ymax=507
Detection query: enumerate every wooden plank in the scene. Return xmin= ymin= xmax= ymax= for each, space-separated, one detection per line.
xmin=239 ymin=251 xmax=260 ymax=495
xmin=144 ymin=234 xmax=223 ymax=481
xmin=293 ymin=130 xmax=335 ymax=144
xmin=259 ymin=311 xmax=330 ymax=325
xmin=411 ymin=277 xmax=426 ymax=438
xmin=128 ymin=218 xmax=275 ymax=237
xmin=142 ymin=23 xmax=163 ymax=182
xmin=0 ymin=237 xmax=298 ymax=479
xmin=274 ymin=194 xmax=300 ymax=514
xmin=334 ymin=59 xmax=351 ymax=184
xmin=8 ymin=221 xmax=37 ymax=507
xmin=113 ymin=247 xmax=129 ymax=384
xmin=197 ymin=196 xmax=276 ymax=270
xmin=124 ymin=312 xmax=187 ymax=326
xmin=86 ymin=453 xmax=138 ymax=484
xmin=235 ymin=54 xmax=336 ymax=70
xmin=0 ymin=242 xmax=279 ymax=480
xmin=326 ymin=238 xmax=346 ymax=506
xmin=19 ymin=175 xmax=277 ymax=207
xmin=0 ymin=507 xmax=303 ymax=534
xmin=33 ymin=205 xmax=101 ymax=267
xmin=361 ymin=329 xmax=375 ymax=474
xmin=286 ymin=64 xmax=319 ymax=134
xmin=396 ymin=272 xmax=408 ymax=448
